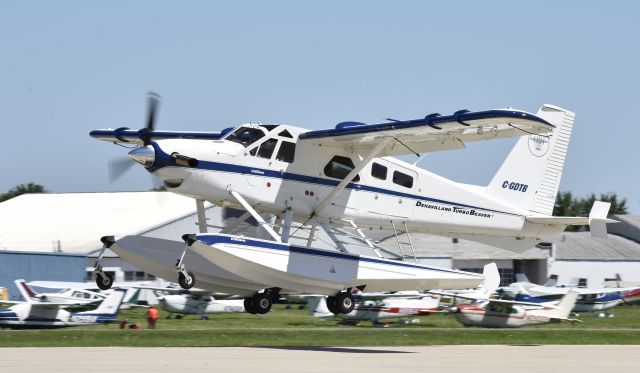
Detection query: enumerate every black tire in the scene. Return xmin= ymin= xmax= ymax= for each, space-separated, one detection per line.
xmin=96 ymin=272 xmax=114 ymax=290
xmin=178 ymin=271 xmax=196 ymax=289
xmin=326 ymin=296 xmax=338 ymax=314
xmin=334 ymin=292 xmax=355 ymax=314
xmin=253 ymin=293 xmax=272 ymax=314
xmin=244 ymin=297 xmax=257 ymax=314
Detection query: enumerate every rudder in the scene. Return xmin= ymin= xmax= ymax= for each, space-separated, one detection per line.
xmin=487 ymin=104 xmax=575 ymax=216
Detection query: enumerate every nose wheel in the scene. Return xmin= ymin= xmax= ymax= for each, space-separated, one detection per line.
xmin=178 ymin=271 xmax=196 ymax=289
xmin=94 ymin=236 xmax=116 ymax=290
xmin=96 ymin=270 xmax=114 ymax=291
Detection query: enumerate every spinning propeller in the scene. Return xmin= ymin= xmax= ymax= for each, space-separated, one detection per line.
xmin=109 ymin=92 xmax=162 ymax=184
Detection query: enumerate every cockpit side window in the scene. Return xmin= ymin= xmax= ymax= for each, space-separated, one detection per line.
xmin=226 ymin=127 xmax=265 ymax=147
xmin=257 ymin=138 xmax=278 ymax=159
xmin=324 ymin=155 xmax=360 ymax=182
xmin=276 ymin=141 xmax=296 ymax=163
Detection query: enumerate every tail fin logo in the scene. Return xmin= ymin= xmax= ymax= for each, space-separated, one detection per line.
xmin=528 ymin=135 xmax=550 ymax=157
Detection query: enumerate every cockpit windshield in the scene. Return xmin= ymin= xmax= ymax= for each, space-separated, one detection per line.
xmin=225 ymin=127 xmax=266 ymax=147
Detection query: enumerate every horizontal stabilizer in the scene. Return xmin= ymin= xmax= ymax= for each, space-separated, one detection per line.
xmin=589 ymin=201 xmax=614 ymax=239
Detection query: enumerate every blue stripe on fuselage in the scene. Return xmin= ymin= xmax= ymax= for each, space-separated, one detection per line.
xmin=154 ymin=154 xmax=519 ymax=217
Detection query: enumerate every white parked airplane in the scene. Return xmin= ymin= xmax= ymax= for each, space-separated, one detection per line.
xmin=0 ymin=289 xmax=126 ymax=329
xmin=90 ymin=94 xmax=614 ymax=316
xmin=14 ymin=279 xmax=105 ymax=307
xmin=307 ymin=293 xmax=441 ymax=325
xmin=504 ymin=277 xmax=639 ymax=314
xmin=138 ymin=285 xmax=244 ymax=319
xmin=449 ymin=290 xmax=580 ymax=328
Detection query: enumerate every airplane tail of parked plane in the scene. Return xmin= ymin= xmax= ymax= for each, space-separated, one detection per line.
xmin=79 ymin=289 xmax=126 ymax=317
xmin=14 ymin=279 xmax=39 ymax=302
xmin=478 ymin=262 xmax=500 ymax=296
xmin=306 ymin=296 xmax=334 ymax=320
xmin=545 ymin=290 xmax=579 ymax=320
xmin=487 ymin=104 xmax=575 ymax=216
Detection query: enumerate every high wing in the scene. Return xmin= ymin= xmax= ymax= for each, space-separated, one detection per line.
xmin=0 ymin=300 xmax=83 ymax=309
xmin=90 ymin=128 xmax=226 ymax=145
xmin=299 ymin=108 xmax=553 ymax=157
xmin=485 ymin=298 xmax=560 ymax=309
xmin=428 ymin=290 xmax=559 ymax=309
xmin=527 ymin=285 xmax=637 ymax=295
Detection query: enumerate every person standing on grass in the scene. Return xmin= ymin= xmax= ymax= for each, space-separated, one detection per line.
xmin=147 ymin=305 xmax=159 ymax=329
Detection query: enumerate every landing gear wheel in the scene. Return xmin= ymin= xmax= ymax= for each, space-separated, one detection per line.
xmin=244 ymin=297 xmax=257 ymax=314
xmin=178 ymin=271 xmax=196 ymax=289
xmin=334 ymin=292 xmax=355 ymax=314
xmin=326 ymin=296 xmax=338 ymax=315
xmin=253 ymin=293 xmax=273 ymax=314
xmin=96 ymin=272 xmax=113 ymax=290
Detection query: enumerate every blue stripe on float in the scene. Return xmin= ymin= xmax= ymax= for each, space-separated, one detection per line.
xmin=195 ymin=234 xmax=481 ymax=276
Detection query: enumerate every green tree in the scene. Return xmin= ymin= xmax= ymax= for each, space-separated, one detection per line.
xmin=0 ymin=183 xmax=48 ymax=203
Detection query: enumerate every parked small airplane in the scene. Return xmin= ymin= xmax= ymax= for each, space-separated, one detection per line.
xmin=307 ymin=292 xmax=441 ymax=325
xmin=137 ymin=285 xmax=244 ymax=319
xmin=0 ymin=289 xmax=126 ymax=329
xmin=90 ymin=94 xmax=614 ymax=316
xmin=14 ymin=279 xmax=105 ymax=307
xmin=504 ymin=275 xmax=639 ymax=314
xmin=449 ymin=290 xmax=580 ymax=328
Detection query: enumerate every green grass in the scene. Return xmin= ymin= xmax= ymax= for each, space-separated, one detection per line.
xmin=1 ymin=305 xmax=640 ymax=347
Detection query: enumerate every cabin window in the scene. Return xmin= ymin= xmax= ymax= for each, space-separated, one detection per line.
xmin=276 ymin=141 xmax=296 ymax=163
xmin=256 ymin=138 xmax=278 ymax=159
xmin=324 ymin=155 xmax=360 ymax=182
xmin=278 ymin=129 xmax=293 ymax=138
xmin=393 ymin=171 xmax=413 ymax=188
xmin=371 ymin=162 xmax=387 ymax=180
xmin=226 ymin=127 xmax=265 ymax=147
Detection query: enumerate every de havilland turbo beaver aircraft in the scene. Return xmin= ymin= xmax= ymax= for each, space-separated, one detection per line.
xmin=89 ymin=93 xmax=614 ymax=315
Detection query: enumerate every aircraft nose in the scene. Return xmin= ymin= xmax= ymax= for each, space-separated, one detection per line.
xmin=128 ymin=145 xmax=156 ymax=167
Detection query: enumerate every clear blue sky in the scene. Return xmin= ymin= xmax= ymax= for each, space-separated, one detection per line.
xmin=1 ymin=1 xmax=638 ymax=212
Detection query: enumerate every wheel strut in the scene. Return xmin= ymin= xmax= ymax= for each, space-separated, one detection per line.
xmin=94 ymin=236 xmax=115 ymax=290
xmin=177 ymin=234 xmax=197 ymax=289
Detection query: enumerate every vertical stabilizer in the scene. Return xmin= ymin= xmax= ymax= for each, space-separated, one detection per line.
xmin=480 ymin=262 xmax=500 ymax=295
xmin=546 ymin=290 xmax=578 ymax=319
xmin=14 ymin=279 xmax=38 ymax=302
xmin=487 ymin=105 xmax=575 ymax=215
xmin=306 ymin=296 xmax=334 ymax=319
xmin=81 ymin=290 xmax=126 ymax=316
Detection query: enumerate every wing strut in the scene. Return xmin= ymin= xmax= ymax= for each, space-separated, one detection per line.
xmin=196 ymin=199 xmax=208 ymax=233
xmin=313 ymin=137 xmax=393 ymax=216
xmin=228 ymin=189 xmax=282 ymax=242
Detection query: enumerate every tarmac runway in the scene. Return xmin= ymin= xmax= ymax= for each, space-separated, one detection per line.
xmin=1 ymin=345 xmax=638 ymax=373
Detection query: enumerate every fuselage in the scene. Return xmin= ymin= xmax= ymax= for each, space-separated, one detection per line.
xmin=452 ymin=303 xmax=557 ymax=328
xmin=158 ymin=294 xmax=244 ymax=314
xmin=311 ymin=295 xmax=440 ymax=323
xmin=0 ymin=303 xmax=116 ymax=329
xmin=144 ymin=124 xmax=558 ymax=243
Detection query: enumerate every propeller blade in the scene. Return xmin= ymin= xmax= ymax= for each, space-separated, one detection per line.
xmin=109 ymin=157 xmax=135 ymax=183
xmin=143 ymin=92 xmax=161 ymax=146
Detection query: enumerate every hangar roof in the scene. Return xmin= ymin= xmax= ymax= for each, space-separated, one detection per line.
xmin=378 ymin=234 xmax=548 ymax=260
xmin=0 ymin=192 xmax=206 ymax=254
xmin=554 ymin=231 xmax=640 ymax=260
xmin=607 ymin=214 xmax=640 ymax=244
